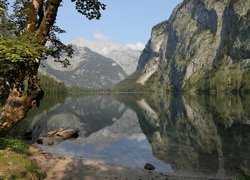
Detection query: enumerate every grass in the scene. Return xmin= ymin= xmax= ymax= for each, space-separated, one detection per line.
xmin=0 ymin=136 xmax=46 ymax=179
xmin=0 ymin=136 xmax=29 ymax=154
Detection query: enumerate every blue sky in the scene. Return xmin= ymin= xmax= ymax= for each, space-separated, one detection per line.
xmin=56 ymin=0 xmax=183 ymax=44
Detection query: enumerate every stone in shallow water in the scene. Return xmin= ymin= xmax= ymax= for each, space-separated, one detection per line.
xmin=47 ymin=128 xmax=79 ymax=139
xmin=36 ymin=128 xmax=79 ymax=146
xmin=144 ymin=163 xmax=155 ymax=171
xmin=22 ymin=130 xmax=32 ymax=141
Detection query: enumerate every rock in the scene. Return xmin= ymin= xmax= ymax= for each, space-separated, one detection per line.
xmin=130 ymin=0 xmax=250 ymax=93
xmin=40 ymin=46 xmax=128 ymax=89
xmin=36 ymin=138 xmax=43 ymax=144
xmin=36 ymin=128 xmax=79 ymax=146
xmin=47 ymin=141 xmax=54 ymax=146
xmin=47 ymin=128 xmax=79 ymax=139
xmin=144 ymin=163 xmax=155 ymax=171
xmin=36 ymin=137 xmax=62 ymax=146
xmin=22 ymin=130 xmax=32 ymax=141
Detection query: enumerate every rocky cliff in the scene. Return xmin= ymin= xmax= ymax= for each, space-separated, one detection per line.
xmin=134 ymin=0 xmax=250 ymax=93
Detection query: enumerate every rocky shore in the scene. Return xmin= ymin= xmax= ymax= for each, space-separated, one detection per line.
xmin=29 ymin=145 xmax=212 ymax=180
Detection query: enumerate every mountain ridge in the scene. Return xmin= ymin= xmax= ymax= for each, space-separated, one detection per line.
xmin=40 ymin=46 xmax=128 ymax=88
xmin=118 ymin=0 xmax=250 ymax=93
xmin=71 ymin=38 xmax=143 ymax=75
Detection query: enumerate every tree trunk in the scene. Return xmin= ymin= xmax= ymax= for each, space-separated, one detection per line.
xmin=0 ymin=0 xmax=62 ymax=136
xmin=0 ymin=89 xmax=33 ymax=136
xmin=0 ymin=64 xmax=44 ymax=136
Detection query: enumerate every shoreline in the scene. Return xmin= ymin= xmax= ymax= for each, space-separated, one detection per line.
xmin=29 ymin=145 xmax=171 ymax=180
xmin=28 ymin=145 xmax=223 ymax=180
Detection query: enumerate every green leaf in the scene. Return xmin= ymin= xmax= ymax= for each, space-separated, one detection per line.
xmin=0 ymin=33 xmax=46 ymax=63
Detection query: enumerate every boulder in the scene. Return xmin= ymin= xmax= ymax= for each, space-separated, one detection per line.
xmin=36 ymin=128 xmax=79 ymax=146
xmin=47 ymin=128 xmax=79 ymax=139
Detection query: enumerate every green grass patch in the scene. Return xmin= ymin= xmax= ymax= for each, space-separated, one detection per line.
xmin=0 ymin=137 xmax=46 ymax=179
xmin=0 ymin=150 xmax=46 ymax=179
xmin=0 ymin=136 xmax=29 ymax=154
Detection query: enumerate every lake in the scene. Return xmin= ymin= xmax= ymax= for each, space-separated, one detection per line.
xmin=10 ymin=92 xmax=250 ymax=179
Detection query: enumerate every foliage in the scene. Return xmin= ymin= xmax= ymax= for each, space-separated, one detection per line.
xmin=4 ymin=0 xmax=106 ymax=67
xmin=0 ymin=0 xmax=106 ymax=67
xmin=183 ymin=67 xmax=250 ymax=94
xmin=0 ymin=0 xmax=8 ymax=9
xmin=113 ymin=69 xmax=149 ymax=92
xmin=0 ymin=34 xmax=45 ymax=62
xmin=68 ymin=86 xmax=109 ymax=92
xmin=10 ymin=0 xmax=28 ymax=34
xmin=73 ymin=0 xmax=106 ymax=20
xmin=47 ymin=26 xmax=74 ymax=67
xmin=38 ymin=72 xmax=67 ymax=93
xmin=0 ymin=0 xmax=106 ymax=136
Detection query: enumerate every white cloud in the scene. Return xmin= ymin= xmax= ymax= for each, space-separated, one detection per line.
xmin=71 ymin=32 xmax=145 ymax=53
xmin=126 ymin=42 xmax=145 ymax=51
xmin=93 ymin=31 xmax=110 ymax=41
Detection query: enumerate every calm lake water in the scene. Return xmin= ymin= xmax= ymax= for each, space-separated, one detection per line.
xmin=10 ymin=93 xmax=250 ymax=179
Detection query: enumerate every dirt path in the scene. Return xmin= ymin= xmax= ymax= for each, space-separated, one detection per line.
xmin=28 ymin=145 xmax=207 ymax=180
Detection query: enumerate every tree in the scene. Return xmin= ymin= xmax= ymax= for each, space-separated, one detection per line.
xmin=0 ymin=0 xmax=105 ymax=136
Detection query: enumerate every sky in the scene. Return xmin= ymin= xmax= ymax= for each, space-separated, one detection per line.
xmin=55 ymin=0 xmax=183 ymax=45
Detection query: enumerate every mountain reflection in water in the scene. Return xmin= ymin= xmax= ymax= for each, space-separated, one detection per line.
xmin=17 ymin=93 xmax=250 ymax=178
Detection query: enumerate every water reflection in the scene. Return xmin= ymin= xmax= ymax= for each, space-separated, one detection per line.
xmin=124 ymin=93 xmax=250 ymax=178
xmin=22 ymin=93 xmax=249 ymax=178
xmin=29 ymin=95 xmax=126 ymax=139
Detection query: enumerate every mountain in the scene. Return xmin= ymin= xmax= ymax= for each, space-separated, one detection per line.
xmin=71 ymin=38 xmax=144 ymax=75
xmin=39 ymin=46 xmax=127 ymax=88
xmin=119 ymin=0 xmax=250 ymax=93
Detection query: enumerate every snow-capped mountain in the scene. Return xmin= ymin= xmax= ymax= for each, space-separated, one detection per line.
xmin=71 ymin=37 xmax=144 ymax=75
xmin=40 ymin=46 xmax=127 ymax=88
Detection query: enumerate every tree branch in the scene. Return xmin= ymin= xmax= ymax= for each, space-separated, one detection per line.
xmin=25 ymin=0 xmax=44 ymax=32
xmin=37 ymin=0 xmax=62 ymax=45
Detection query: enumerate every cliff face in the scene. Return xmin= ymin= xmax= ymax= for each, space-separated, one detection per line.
xmin=136 ymin=0 xmax=250 ymax=92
